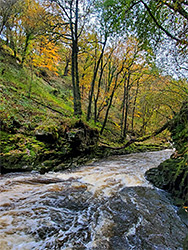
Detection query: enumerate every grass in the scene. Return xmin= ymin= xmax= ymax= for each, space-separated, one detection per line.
xmin=0 ymin=49 xmax=76 ymax=134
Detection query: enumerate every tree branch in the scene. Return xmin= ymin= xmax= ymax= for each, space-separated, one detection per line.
xmin=141 ymin=0 xmax=188 ymax=45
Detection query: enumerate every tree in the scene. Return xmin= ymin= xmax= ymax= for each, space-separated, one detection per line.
xmin=100 ymin=43 xmax=128 ymax=135
xmin=50 ymin=0 xmax=94 ymax=116
xmin=1 ymin=0 xmax=54 ymax=64
xmin=86 ymin=32 xmax=108 ymax=121
xmin=101 ymin=0 xmax=188 ymax=50
xmin=31 ymin=37 xmax=60 ymax=73
xmin=0 ymin=0 xmax=21 ymax=35
xmin=20 ymin=0 xmax=51 ymax=65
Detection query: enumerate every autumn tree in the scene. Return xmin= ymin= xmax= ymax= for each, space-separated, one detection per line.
xmin=20 ymin=0 xmax=53 ymax=65
xmin=0 ymin=0 xmax=55 ymax=65
xmin=31 ymin=37 xmax=60 ymax=72
xmin=97 ymin=42 xmax=130 ymax=135
xmin=0 ymin=0 xmax=24 ymax=59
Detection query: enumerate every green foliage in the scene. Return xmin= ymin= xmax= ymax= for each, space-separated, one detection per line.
xmin=0 ymin=49 xmax=73 ymax=129
xmin=171 ymin=102 xmax=188 ymax=153
xmin=100 ymin=0 xmax=188 ymax=50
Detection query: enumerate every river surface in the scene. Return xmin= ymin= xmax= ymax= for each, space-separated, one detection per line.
xmin=0 ymin=150 xmax=187 ymax=250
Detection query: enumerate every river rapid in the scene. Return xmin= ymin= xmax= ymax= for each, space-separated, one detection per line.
xmin=0 ymin=149 xmax=187 ymax=250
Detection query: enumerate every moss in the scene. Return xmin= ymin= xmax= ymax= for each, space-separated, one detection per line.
xmin=146 ymin=101 xmax=188 ymax=205
xmin=183 ymin=234 xmax=188 ymax=250
xmin=148 ymin=156 xmax=188 ymax=201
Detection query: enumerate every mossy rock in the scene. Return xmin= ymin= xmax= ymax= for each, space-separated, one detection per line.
xmin=35 ymin=124 xmax=60 ymax=143
xmin=0 ymin=151 xmax=35 ymax=173
xmin=146 ymin=155 xmax=188 ymax=201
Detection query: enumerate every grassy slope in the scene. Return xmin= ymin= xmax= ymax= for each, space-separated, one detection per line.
xmin=0 ymin=47 xmax=79 ymax=171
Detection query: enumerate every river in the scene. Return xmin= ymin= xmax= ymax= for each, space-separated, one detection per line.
xmin=0 ymin=149 xmax=187 ymax=250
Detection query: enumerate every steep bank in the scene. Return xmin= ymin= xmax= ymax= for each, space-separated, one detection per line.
xmin=0 ymin=48 xmax=99 ymax=173
xmin=145 ymin=101 xmax=188 ymax=249
xmin=146 ymin=101 xmax=188 ymax=204
xmin=146 ymin=101 xmax=188 ymax=247
xmin=1 ymin=120 xmax=99 ymax=174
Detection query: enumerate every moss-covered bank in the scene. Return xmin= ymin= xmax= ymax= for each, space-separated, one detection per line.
xmin=1 ymin=120 xmax=170 ymax=174
xmin=0 ymin=119 xmax=99 ymax=174
xmin=145 ymin=101 xmax=188 ymax=249
xmin=146 ymin=101 xmax=188 ymax=204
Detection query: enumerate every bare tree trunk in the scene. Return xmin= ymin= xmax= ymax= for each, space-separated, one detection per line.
xmin=120 ymin=79 xmax=126 ymax=137
xmin=100 ymin=63 xmax=125 ymax=134
xmin=63 ymin=57 xmax=70 ymax=76
xmin=75 ymin=0 xmax=82 ymax=116
xmin=100 ymin=83 xmax=117 ymax=135
xmin=94 ymin=59 xmax=107 ymax=122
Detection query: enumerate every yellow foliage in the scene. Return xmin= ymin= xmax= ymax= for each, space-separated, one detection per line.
xmin=31 ymin=38 xmax=60 ymax=73
xmin=21 ymin=0 xmax=47 ymax=32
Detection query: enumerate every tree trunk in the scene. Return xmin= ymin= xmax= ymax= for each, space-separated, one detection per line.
xmin=70 ymin=0 xmax=82 ymax=116
xmin=87 ymin=37 xmax=107 ymax=121
xmin=94 ymin=59 xmax=106 ymax=123
xmin=123 ymin=73 xmax=131 ymax=138
xmin=100 ymin=84 xmax=116 ymax=135
xmin=120 ymin=79 xmax=126 ymax=137
xmin=74 ymin=0 xmax=82 ymax=116
xmin=101 ymin=119 xmax=172 ymax=150
xmin=21 ymin=32 xmax=31 ymax=66
xmin=131 ymin=81 xmax=139 ymax=133
xmin=63 ymin=57 xmax=70 ymax=76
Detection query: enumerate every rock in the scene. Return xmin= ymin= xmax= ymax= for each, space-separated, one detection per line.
xmin=1 ymin=120 xmax=99 ymax=173
xmin=145 ymin=101 xmax=188 ymax=248
xmin=66 ymin=120 xmax=99 ymax=154
xmin=35 ymin=130 xmax=57 ymax=143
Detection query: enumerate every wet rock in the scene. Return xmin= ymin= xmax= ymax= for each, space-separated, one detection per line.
xmin=115 ymin=186 xmax=187 ymax=250
xmin=145 ymin=101 xmax=188 ymax=249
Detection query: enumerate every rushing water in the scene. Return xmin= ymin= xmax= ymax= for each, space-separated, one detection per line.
xmin=0 ymin=149 xmax=187 ymax=250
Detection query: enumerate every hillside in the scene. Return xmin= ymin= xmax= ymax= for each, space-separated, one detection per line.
xmin=0 ymin=46 xmax=172 ymax=174
xmin=0 ymin=46 xmax=98 ymax=173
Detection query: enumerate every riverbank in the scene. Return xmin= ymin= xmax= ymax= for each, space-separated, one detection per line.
xmin=145 ymin=101 xmax=188 ymax=249
xmin=0 ymin=119 xmax=170 ymax=174
xmin=146 ymin=102 xmax=188 ymax=205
